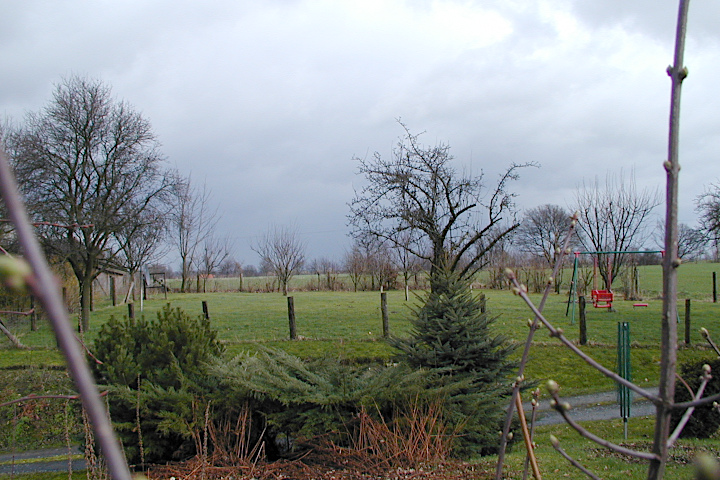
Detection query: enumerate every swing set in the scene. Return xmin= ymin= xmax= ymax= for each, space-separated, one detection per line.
xmin=567 ymin=250 xmax=663 ymax=324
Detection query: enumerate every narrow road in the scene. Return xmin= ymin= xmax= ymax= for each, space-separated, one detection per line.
xmin=523 ymin=387 xmax=659 ymax=426
xmin=0 ymin=446 xmax=85 ymax=476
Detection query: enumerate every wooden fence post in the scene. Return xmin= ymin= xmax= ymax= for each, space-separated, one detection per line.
xmin=479 ymin=293 xmax=486 ymax=314
xmin=713 ymin=272 xmax=717 ymax=303
xmin=30 ymin=296 xmax=37 ymax=332
xmin=685 ymin=298 xmax=691 ymax=345
xmin=110 ymin=276 xmax=116 ymax=306
xmin=128 ymin=303 xmax=135 ymax=322
xmin=288 ymin=296 xmax=297 ymax=340
xmin=579 ymin=296 xmax=587 ymax=346
xmin=202 ymin=300 xmax=210 ymax=320
xmin=381 ymin=292 xmax=389 ymax=338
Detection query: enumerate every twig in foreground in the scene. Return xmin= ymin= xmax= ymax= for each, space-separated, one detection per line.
xmin=549 ymin=435 xmax=601 ymax=480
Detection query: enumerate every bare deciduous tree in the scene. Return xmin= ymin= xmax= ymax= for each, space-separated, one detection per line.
xmin=198 ymin=235 xmax=232 ymax=292
xmin=343 ymin=244 xmax=366 ymax=292
xmin=113 ymin=204 xmax=170 ymax=300
xmin=697 ymin=183 xmax=720 ymax=254
xmin=572 ymin=170 xmax=660 ymax=289
xmin=252 ymin=225 xmax=306 ymax=296
xmin=516 ymin=204 xmax=576 ymax=265
xmin=170 ymin=178 xmax=219 ymax=293
xmin=349 ymin=121 xmax=533 ymax=290
xmin=655 ymin=220 xmax=707 ymax=261
xmin=10 ymin=76 xmax=174 ymax=331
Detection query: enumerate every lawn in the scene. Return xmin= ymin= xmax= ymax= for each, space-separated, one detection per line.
xmin=489 ymin=415 xmax=719 ymax=479
xmin=3 ymin=262 xmax=720 ymax=396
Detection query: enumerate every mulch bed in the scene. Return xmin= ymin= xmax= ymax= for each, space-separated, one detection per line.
xmin=146 ymin=443 xmax=493 ymax=480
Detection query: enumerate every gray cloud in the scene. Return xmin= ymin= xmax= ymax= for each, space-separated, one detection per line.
xmin=1 ymin=0 xmax=718 ymax=267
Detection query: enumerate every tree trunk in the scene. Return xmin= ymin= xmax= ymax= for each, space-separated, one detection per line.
xmin=180 ymin=259 xmax=190 ymax=293
xmin=80 ymin=277 xmax=92 ymax=332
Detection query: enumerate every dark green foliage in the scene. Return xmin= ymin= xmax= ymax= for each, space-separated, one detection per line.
xmin=211 ymin=347 xmax=451 ymax=455
xmin=93 ymin=304 xmax=224 ymax=464
xmin=671 ymin=357 xmax=720 ymax=439
xmin=93 ymin=303 xmax=224 ymax=388
xmin=392 ymin=270 xmax=516 ymax=456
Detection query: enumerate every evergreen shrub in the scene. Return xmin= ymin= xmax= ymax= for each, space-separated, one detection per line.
xmin=670 ymin=356 xmax=720 ymax=438
xmin=93 ymin=304 xmax=224 ymax=464
xmin=392 ymin=270 xmax=517 ymax=456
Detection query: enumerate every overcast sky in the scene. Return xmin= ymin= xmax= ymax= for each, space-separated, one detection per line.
xmin=2 ymin=0 xmax=719 ymax=268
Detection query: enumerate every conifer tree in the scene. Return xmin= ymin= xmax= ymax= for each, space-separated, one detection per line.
xmin=393 ymin=269 xmax=516 ymax=455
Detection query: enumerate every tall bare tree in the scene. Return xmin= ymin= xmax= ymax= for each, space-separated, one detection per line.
xmin=170 ymin=178 xmax=219 ymax=293
xmin=349 ymin=121 xmax=533 ymax=290
xmin=697 ymin=183 xmax=720 ymax=254
xmin=343 ymin=243 xmax=366 ymax=292
xmin=113 ymin=202 xmax=171 ymax=300
xmin=572 ymin=170 xmax=660 ymax=289
xmin=252 ymin=224 xmax=306 ymax=295
xmin=516 ymin=204 xmax=576 ymax=265
xmin=10 ymin=76 xmax=174 ymax=331
xmin=198 ymin=235 xmax=232 ymax=292
xmin=655 ymin=220 xmax=707 ymax=261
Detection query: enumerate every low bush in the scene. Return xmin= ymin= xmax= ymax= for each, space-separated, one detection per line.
xmin=670 ymin=357 xmax=720 ymax=438
xmin=0 ymin=367 xmax=82 ymax=451
xmin=93 ymin=304 xmax=224 ymax=464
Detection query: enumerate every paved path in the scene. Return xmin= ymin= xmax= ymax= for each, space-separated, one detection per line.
xmin=0 ymin=446 xmax=86 ymax=476
xmin=522 ymin=387 xmax=660 ymax=426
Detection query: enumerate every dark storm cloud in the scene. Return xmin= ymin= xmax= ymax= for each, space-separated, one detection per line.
xmin=1 ymin=1 xmax=718 ymax=266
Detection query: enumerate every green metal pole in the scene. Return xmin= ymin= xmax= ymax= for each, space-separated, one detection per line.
xmin=567 ymin=254 xmax=579 ymax=324
xmin=617 ymin=322 xmax=632 ymax=439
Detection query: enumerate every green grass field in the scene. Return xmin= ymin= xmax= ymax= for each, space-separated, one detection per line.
xmin=3 ymin=261 xmax=720 ymax=393
xmin=2 ymin=294 xmax=716 ymax=396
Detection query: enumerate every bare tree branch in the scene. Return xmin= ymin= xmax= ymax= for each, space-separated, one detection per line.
xmin=548 ymin=390 xmax=658 ymax=461
xmin=349 ymin=120 xmax=535 ymax=289
xmin=667 ymin=366 xmax=711 ymax=447
xmin=549 ymin=435 xmax=602 ymax=480
xmin=496 ymin=212 xmax=580 ymax=478
xmin=252 ymin=224 xmax=306 ymax=296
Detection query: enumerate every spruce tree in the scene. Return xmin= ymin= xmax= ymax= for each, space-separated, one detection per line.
xmin=393 ymin=269 xmax=516 ymax=455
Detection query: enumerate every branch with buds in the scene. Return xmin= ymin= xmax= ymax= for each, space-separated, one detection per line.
xmin=546 ymin=380 xmax=658 ymax=462
xmin=0 ymin=147 xmax=133 ymax=480
xmin=495 ymin=212 xmax=579 ymax=479
xmin=667 ymin=364 xmax=712 ymax=447
xmin=549 ymin=434 xmax=601 ymax=480
xmin=701 ymin=328 xmax=720 ymax=357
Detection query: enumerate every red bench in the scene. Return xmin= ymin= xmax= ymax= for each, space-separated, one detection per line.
xmin=591 ymin=289 xmax=614 ymax=308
